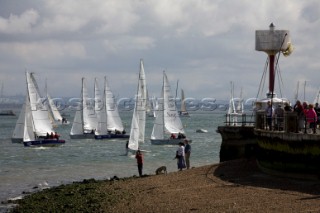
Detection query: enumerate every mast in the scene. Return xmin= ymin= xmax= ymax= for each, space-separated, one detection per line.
xmin=1 ymin=82 xmax=4 ymax=98
xmin=303 ymin=80 xmax=307 ymax=102
xmin=81 ymin=77 xmax=85 ymax=133
xmin=162 ymin=71 xmax=165 ymax=137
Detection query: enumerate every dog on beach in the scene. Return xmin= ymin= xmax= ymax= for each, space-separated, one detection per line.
xmin=155 ymin=166 xmax=167 ymax=175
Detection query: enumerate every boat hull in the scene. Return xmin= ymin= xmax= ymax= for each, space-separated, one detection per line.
xmin=150 ymin=138 xmax=192 ymax=145
xmin=0 ymin=110 xmax=15 ymax=116
xmin=70 ymin=134 xmax=95 ymax=139
xmin=94 ymin=134 xmax=129 ymax=140
xmin=23 ymin=139 xmax=66 ymax=147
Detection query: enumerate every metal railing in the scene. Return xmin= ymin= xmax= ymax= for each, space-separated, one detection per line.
xmin=224 ymin=113 xmax=255 ymax=127
xmin=255 ymin=111 xmax=318 ymax=134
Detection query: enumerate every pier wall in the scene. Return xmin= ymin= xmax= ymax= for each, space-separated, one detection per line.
xmin=217 ymin=126 xmax=256 ymax=162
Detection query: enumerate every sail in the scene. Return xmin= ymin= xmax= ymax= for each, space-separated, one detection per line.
xmin=12 ymin=96 xmax=27 ymax=140
xmin=128 ymin=107 xmax=140 ymax=150
xmin=82 ymin=78 xmax=97 ymax=133
xmin=146 ymin=89 xmax=153 ymax=117
xmin=95 ymin=77 xmax=108 ymax=135
xmin=151 ymin=95 xmax=164 ymax=139
xmin=129 ymin=59 xmax=147 ymax=150
xmin=70 ymin=110 xmax=83 ymax=135
xmin=163 ymin=72 xmax=185 ymax=134
xmin=151 ymin=96 xmax=157 ymax=117
xmin=26 ymin=72 xmax=54 ymax=136
xmin=47 ymin=93 xmax=63 ymax=121
xmin=23 ymin=94 xmax=35 ymax=141
xmin=180 ymin=89 xmax=187 ymax=113
xmin=137 ymin=59 xmax=147 ymax=141
xmin=105 ymin=78 xmax=124 ymax=132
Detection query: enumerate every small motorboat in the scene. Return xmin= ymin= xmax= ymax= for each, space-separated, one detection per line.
xmin=196 ymin=129 xmax=208 ymax=133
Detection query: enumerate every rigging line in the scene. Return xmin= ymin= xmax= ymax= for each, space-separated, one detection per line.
xmin=256 ymin=57 xmax=269 ymax=100
xmin=277 ymin=62 xmax=285 ymax=99
xmin=249 ymin=57 xmax=268 ymax=122
xmin=276 ymin=60 xmax=283 ymax=98
xmin=272 ymin=33 xmax=288 ymax=104
xmin=174 ymin=79 xmax=179 ymax=108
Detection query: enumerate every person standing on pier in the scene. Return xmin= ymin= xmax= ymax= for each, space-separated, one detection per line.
xmin=293 ymin=100 xmax=304 ymax=131
xmin=265 ymin=101 xmax=274 ymax=130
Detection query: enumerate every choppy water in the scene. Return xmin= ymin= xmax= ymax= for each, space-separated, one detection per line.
xmin=0 ymin=111 xmax=224 ymax=206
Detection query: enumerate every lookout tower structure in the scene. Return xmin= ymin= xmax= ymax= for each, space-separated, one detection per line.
xmin=255 ymin=23 xmax=291 ymax=99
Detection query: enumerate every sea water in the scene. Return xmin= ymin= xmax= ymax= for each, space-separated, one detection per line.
xmin=0 ymin=111 xmax=225 ymax=205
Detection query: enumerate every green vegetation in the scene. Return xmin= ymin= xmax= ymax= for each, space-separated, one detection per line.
xmin=9 ymin=177 xmax=135 ymax=213
xmin=258 ymin=140 xmax=320 ymax=155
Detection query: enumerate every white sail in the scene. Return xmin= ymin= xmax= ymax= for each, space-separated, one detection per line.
xmin=129 ymin=59 xmax=147 ymax=150
xmin=163 ymin=72 xmax=185 ymax=134
xmin=146 ymin=90 xmax=155 ymax=117
xmin=23 ymin=94 xmax=35 ymax=141
xmin=128 ymin=108 xmax=140 ymax=150
xmin=82 ymin=78 xmax=97 ymax=133
xmin=26 ymin=72 xmax=54 ymax=136
xmin=105 ymin=78 xmax=124 ymax=132
xmin=151 ymin=95 xmax=164 ymax=140
xmin=180 ymin=89 xmax=187 ymax=113
xmin=47 ymin=93 xmax=63 ymax=121
xmin=151 ymin=96 xmax=157 ymax=117
xmin=70 ymin=110 xmax=83 ymax=135
xmin=12 ymin=96 xmax=27 ymax=141
xmin=95 ymin=77 xmax=108 ymax=135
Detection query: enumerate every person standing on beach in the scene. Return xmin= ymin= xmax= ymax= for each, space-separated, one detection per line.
xmin=184 ymin=139 xmax=191 ymax=169
xmin=125 ymin=141 xmax=129 ymax=155
xmin=135 ymin=150 xmax=143 ymax=177
xmin=176 ymin=142 xmax=186 ymax=171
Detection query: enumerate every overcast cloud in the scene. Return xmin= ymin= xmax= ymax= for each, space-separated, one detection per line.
xmin=0 ymin=0 xmax=320 ymax=103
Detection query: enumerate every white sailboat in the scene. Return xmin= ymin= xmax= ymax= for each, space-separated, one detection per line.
xmin=179 ymin=89 xmax=190 ymax=117
xmin=94 ymin=77 xmax=129 ymax=139
xmin=128 ymin=59 xmax=147 ymax=151
xmin=70 ymin=78 xmax=97 ymax=139
xmin=313 ymin=88 xmax=320 ymax=105
xmin=151 ymin=71 xmax=192 ymax=145
xmin=47 ymin=93 xmax=69 ymax=125
xmin=227 ymin=82 xmax=244 ymax=126
xmin=146 ymin=90 xmax=156 ymax=118
xmin=13 ymin=72 xmax=65 ymax=146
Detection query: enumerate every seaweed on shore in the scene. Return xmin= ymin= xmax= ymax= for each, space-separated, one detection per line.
xmin=9 ymin=176 xmax=139 ymax=213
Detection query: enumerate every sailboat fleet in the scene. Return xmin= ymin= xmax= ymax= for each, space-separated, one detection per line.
xmin=12 ymin=60 xmax=192 ymax=147
xmin=70 ymin=77 xmax=129 ymax=139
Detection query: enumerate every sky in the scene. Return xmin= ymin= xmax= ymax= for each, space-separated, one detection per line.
xmin=0 ymin=0 xmax=320 ymax=104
